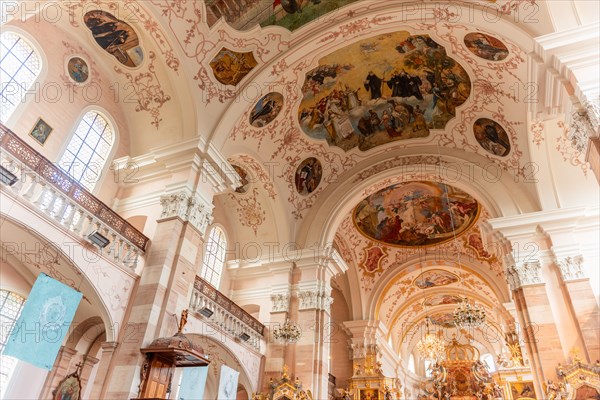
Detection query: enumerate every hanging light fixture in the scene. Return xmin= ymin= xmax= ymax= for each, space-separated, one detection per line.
xmin=453 ymin=297 xmax=486 ymax=328
xmin=417 ymin=317 xmax=445 ymax=360
xmin=273 ymin=319 xmax=302 ymax=343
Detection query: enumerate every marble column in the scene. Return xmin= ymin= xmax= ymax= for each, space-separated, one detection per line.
xmin=105 ymin=189 xmax=215 ymax=399
xmin=506 ymin=258 xmax=563 ymax=396
xmin=292 ymin=249 xmax=347 ymax=399
xmin=79 ymin=354 xmax=99 ymax=394
xmin=89 ymin=341 xmax=118 ymax=400
xmin=555 ymin=255 xmax=600 ymax=361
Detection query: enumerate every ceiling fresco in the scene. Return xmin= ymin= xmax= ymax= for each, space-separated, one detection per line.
xmin=473 ymin=117 xmax=511 ymax=157
xmin=84 ymin=10 xmax=144 ymax=68
xmin=423 ymin=294 xmax=464 ymax=307
xmin=250 ymin=92 xmax=285 ymax=127
xmin=205 ymin=0 xmax=361 ymax=31
xmin=353 ymin=181 xmax=480 ymax=247
xmin=209 ymin=48 xmax=258 ymax=86
xmin=463 ymin=32 xmax=510 ymax=61
xmin=298 ymin=32 xmax=471 ymax=151
xmin=414 ymin=269 xmax=460 ymax=289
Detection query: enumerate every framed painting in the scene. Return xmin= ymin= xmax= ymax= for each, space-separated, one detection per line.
xmin=29 ymin=118 xmax=53 ymax=145
xmin=510 ymin=381 xmax=536 ymax=400
xmin=360 ymin=389 xmax=380 ymax=400
xmin=52 ymin=370 xmax=81 ymax=400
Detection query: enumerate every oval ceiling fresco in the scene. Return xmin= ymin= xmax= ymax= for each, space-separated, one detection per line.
xmin=250 ymin=92 xmax=284 ymax=127
xmin=84 ymin=10 xmax=144 ymax=67
xmin=464 ymin=32 xmax=509 ymax=61
xmin=295 ymin=157 xmax=322 ymax=196
xmin=473 ymin=118 xmax=510 ymax=156
xmin=298 ymin=32 xmax=471 ymax=152
xmin=353 ymin=181 xmax=480 ymax=247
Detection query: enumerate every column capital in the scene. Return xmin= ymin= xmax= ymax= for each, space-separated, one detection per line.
xmin=296 ymin=289 xmax=333 ymax=313
xmin=159 ymin=188 xmax=213 ymax=236
xmin=100 ymin=341 xmax=119 ymax=351
xmin=270 ymin=292 xmax=290 ymax=313
xmin=555 ymin=255 xmax=586 ymax=281
xmin=59 ymin=346 xmax=79 ymax=358
xmin=83 ymin=354 xmax=100 ymax=367
xmin=505 ymin=258 xmax=543 ymax=290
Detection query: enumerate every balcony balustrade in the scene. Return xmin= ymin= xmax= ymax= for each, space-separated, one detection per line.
xmin=190 ymin=276 xmax=264 ymax=351
xmin=0 ymin=124 xmax=149 ymax=271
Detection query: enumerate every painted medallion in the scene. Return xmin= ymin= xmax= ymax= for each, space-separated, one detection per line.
xmin=294 ymin=157 xmax=322 ymax=195
xmin=473 ymin=118 xmax=510 ymax=156
xmin=250 ymin=92 xmax=284 ymax=127
xmin=84 ymin=10 xmax=144 ymax=67
xmin=464 ymin=32 xmax=509 ymax=61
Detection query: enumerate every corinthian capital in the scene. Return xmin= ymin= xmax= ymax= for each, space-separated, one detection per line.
xmin=506 ymin=260 xmax=543 ymax=290
xmin=556 ymin=255 xmax=585 ymax=281
xmin=159 ymin=191 xmax=213 ymax=236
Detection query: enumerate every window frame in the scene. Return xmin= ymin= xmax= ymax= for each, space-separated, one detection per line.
xmin=199 ymin=225 xmax=228 ymax=290
xmin=56 ymin=106 xmax=118 ymax=194
xmin=0 ymin=28 xmax=46 ymax=126
xmin=0 ymin=290 xmax=26 ymax=397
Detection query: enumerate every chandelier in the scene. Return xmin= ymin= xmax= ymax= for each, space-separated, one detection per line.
xmin=453 ymin=298 xmax=486 ymax=328
xmin=417 ymin=318 xmax=445 ymax=360
xmin=273 ymin=319 xmax=301 ymax=343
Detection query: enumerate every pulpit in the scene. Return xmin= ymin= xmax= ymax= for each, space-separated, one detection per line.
xmin=133 ymin=311 xmax=210 ymax=400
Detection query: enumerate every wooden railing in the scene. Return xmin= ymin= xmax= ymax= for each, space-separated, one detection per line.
xmin=0 ymin=123 xmax=149 ymax=270
xmin=190 ymin=276 xmax=264 ymax=350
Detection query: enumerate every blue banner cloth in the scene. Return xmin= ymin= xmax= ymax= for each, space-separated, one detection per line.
xmin=2 ymin=273 xmax=83 ymax=370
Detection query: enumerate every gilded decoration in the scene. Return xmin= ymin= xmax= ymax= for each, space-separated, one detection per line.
xmin=209 ymin=48 xmax=258 ymax=86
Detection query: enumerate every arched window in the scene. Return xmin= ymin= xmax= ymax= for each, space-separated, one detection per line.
xmin=407 ymin=354 xmax=416 ymax=374
xmin=424 ymin=359 xmax=433 ymax=377
xmin=481 ymin=353 xmax=496 ymax=372
xmin=200 ymin=227 xmax=227 ymax=288
xmin=58 ymin=111 xmax=115 ymax=191
xmin=0 ymin=290 xmax=26 ymax=397
xmin=0 ymin=32 xmax=42 ymax=123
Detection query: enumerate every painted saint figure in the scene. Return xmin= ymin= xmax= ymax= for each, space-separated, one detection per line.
xmin=364 ymin=71 xmax=383 ymax=99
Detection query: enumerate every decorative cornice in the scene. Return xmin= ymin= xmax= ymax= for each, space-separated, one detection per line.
xmin=556 ymin=255 xmax=585 ymax=281
xmin=159 ymin=190 xmax=213 ymax=236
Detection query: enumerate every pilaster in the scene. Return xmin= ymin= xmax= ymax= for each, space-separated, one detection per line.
xmin=89 ymin=341 xmax=118 ymax=400
xmin=292 ymin=247 xmax=348 ymax=400
xmin=105 ymin=160 xmax=234 ymax=398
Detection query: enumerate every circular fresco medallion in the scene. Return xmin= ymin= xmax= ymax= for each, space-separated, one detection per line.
xmin=473 ymin=118 xmax=510 ymax=157
xmin=67 ymin=57 xmax=89 ymax=83
xmin=232 ymin=164 xmax=250 ymax=193
xmin=353 ymin=181 xmax=480 ymax=247
xmin=250 ymin=92 xmax=284 ymax=127
xmin=295 ymin=157 xmax=322 ymax=196
xmin=464 ymin=32 xmax=509 ymax=61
